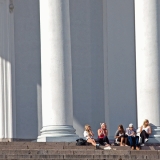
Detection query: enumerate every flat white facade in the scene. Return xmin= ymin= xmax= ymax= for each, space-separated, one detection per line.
xmin=0 ymin=0 xmax=160 ymax=142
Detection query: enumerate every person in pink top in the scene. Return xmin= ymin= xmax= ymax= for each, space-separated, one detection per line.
xmin=97 ymin=123 xmax=110 ymax=146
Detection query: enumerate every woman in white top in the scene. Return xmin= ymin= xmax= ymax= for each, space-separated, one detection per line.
xmin=140 ymin=119 xmax=151 ymax=146
xmin=83 ymin=124 xmax=99 ymax=147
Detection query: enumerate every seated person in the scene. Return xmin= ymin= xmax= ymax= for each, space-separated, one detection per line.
xmin=83 ymin=124 xmax=99 ymax=148
xmin=140 ymin=119 xmax=151 ymax=146
xmin=115 ymin=125 xmax=128 ymax=146
xmin=97 ymin=123 xmax=110 ymax=146
xmin=126 ymin=123 xmax=140 ymax=150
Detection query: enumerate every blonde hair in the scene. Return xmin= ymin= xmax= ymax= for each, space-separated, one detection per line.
xmin=143 ymin=119 xmax=149 ymax=127
xmin=100 ymin=123 xmax=106 ymax=128
xmin=84 ymin=124 xmax=92 ymax=136
xmin=85 ymin=124 xmax=90 ymax=131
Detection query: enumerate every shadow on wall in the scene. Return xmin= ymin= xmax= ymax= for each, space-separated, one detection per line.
xmin=70 ymin=0 xmax=105 ymax=138
xmin=70 ymin=0 xmax=137 ymax=139
xmin=14 ymin=0 xmax=42 ymax=140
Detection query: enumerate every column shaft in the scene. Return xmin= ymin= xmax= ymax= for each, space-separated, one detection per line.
xmin=0 ymin=0 xmax=15 ymax=141
xmin=38 ymin=0 xmax=78 ymax=142
xmin=135 ymin=0 xmax=160 ymax=142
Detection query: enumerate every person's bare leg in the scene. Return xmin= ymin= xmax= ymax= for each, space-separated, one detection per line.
xmin=125 ymin=138 xmax=128 ymax=146
xmin=87 ymin=138 xmax=97 ymax=146
xmin=92 ymin=139 xmax=96 ymax=143
xmin=120 ymin=137 xmax=124 ymax=146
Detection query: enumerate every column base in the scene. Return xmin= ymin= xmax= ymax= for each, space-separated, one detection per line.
xmin=0 ymin=138 xmax=13 ymax=142
xmin=37 ymin=125 xmax=79 ymax=142
xmin=147 ymin=126 xmax=160 ymax=143
xmin=147 ymin=138 xmax=160 ymax=143
xmin=0 ymin=138 xmax=36 ymax=142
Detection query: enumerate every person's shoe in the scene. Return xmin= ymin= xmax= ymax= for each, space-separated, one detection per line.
xmin=115 ymin=138 xmax=120 ymax=145
xmin=145 ymin=138 xmax=148 ymax=143
xmin=104 ymin=146 xmax=111 ymax=150
xmin=105 ymin=143 xmax=110 ymax=147
xmin=139 ymin=137 xmax=142 ymax=144
xmin=131 ymin=146 xmax=134 ymax=150
xmin=140 ymin=143 xmax=144 ymax=146
xmin=96 ymin=144 xmax=100 ymax=149
xmin=136 ymin=147 xmax=140 ymax=150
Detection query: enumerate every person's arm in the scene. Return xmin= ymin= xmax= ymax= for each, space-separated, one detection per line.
xmin=125 ymin=128 xmax=129 ymax=136
xmin=132 ymin=129 xmax=136 ymax=136
xmin=134 ymin=129 xmax=137 ymax=135
xmin=115 ymin=130 xmax=119 ymax=139
xmin=105 ymin=129 xmax=108 ymax=136
xmin=91 ymin=131 xmax=94 ymax=137
xmin=148 ymin=126 xmax=152 ymax=135
xmin=140 ymin=125 xmax=143 ymax=133
xmin=88 ymin=130 xmax=94 ymax=137
xmin=98 ymin=129 xmax=103 ymax=136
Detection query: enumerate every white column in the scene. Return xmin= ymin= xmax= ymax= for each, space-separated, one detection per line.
xmin=135 ymin=0 xmax=160 ymax=142
xmin=37 ymin=0 xmax=79 ymax=142
xmin=0 ymin=0 xmax=15 ymax=141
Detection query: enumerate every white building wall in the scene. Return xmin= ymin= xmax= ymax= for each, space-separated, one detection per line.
xmin=70 ymin=0 xmax=105 ymax=138
xmin=69 ymin=0 xmax=137 ymax=138
xmin=104 ymin=0 xmax=137 ymax=138
xmin=0 ymin=0 xmax=138 ymax=140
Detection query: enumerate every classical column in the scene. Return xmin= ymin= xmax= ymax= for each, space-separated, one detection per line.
xmin=135 ymin=0 xmax=160 ymax=142
xmin=0 ymin=0 xmax=15 ymax=141
xmin=37 ymin=0 xmax=79 ymax=142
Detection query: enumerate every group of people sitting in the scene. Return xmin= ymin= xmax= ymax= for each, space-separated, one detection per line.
xmin=83 ymin=119 xmax=151 ymax=150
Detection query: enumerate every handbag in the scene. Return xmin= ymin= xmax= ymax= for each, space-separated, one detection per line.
xmin=76 ymin=138 xmax=87 ymax=146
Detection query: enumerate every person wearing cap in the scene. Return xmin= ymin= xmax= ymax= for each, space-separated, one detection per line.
xmin=126 ymin=123 xmax=140 ymax=150
xmin=97 ymin=123 xmax=110 ymax=147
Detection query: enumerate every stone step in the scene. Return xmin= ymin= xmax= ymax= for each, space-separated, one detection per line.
xmin=0 ymin=142 xmax=76 ymax=146
xmin=0 ymin=151 xmax=159 ymax=159
xmin=0 ymin=143 xmax=159 ymax=150
xmin=0 ymin=142 xmax=160 ymax=159
xmin=0 ymin=149 xmax=159 ymax=153
xmin=0 ymin=146 xmax=95 ymax=149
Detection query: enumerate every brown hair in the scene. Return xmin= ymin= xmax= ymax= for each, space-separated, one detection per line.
xmin=118 ymin=124 xmax=125 ymax=133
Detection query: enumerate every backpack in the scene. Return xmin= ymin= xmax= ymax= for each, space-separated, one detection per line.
xmin=76 ymin=138 xmax=87 ymax=146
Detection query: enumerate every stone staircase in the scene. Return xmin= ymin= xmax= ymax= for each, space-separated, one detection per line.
xmin=0 ymin=142 xmax=159 ymax=160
